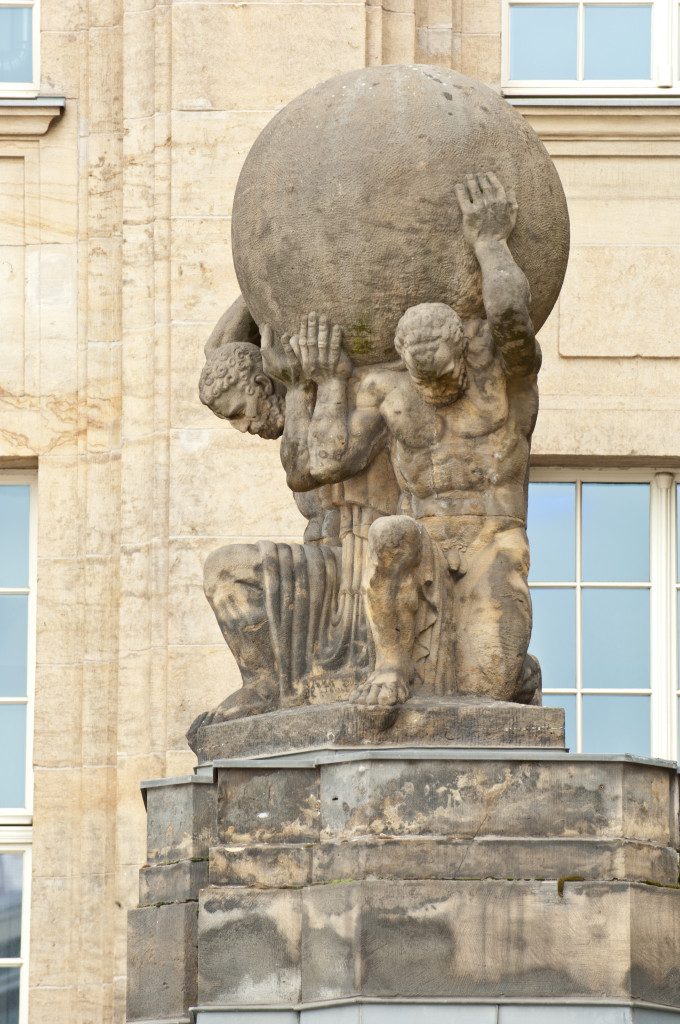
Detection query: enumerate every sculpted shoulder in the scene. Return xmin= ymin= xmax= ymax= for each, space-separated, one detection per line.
xmin=355 ymin=365 xmax=406 ymax=408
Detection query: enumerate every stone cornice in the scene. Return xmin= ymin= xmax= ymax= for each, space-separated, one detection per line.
xmin=0 ymin=97 xmax=65 ymax=137
xmin=517 ymin=104 xmax=680 ymax=155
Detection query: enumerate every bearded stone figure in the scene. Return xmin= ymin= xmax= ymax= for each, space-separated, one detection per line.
xmin=189 ymin=64 xmax=569 ymax=742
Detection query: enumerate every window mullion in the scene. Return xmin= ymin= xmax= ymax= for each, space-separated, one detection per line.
xmin=649 ymin=472 xmax=675 ymax=760
xmin=577 ymin=2 xmax=585 ymax=82
xmin=575 ymin=477 xmax=583 ymax=752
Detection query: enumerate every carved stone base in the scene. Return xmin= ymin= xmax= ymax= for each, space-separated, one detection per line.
xmin=127 ymin=726 xmax=680 ymax=1022
xmin=189 ymin=697 xmax=565 ymax=763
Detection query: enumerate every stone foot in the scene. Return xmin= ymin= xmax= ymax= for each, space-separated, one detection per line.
xmin=186 ymin=681 xmax=280 ymax=752
xmin=349 ymin=668 xmax=410 ymax=707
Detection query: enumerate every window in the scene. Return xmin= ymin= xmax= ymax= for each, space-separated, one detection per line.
xmin=0 ymin=473 xmax=35 ymax=1024
xmin=0 ymin=2 xmax=39 ymax=97
xmin=527 ymin=470 xmax=679 ymax=760
xmin=502 ymin=0 xmax=679 ymax=97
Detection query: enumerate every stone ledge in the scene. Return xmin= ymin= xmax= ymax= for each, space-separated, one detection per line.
xmin=208 ymin=834 xmax=679 ymax=889
xmin=0 ymin=97 xmax=65 ymax=136
xmin=192 ymin=697 xmax=565 ymax=763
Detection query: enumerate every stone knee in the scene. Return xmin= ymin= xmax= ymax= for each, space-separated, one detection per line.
xmin=203 ymin=543 xmax=265 ymax=630
xmin=367 ymin=515 xmax=422 ymax=571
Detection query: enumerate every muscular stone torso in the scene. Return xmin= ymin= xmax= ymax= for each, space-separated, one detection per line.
xmin=367 ymin=325 xmax=538 ymax=521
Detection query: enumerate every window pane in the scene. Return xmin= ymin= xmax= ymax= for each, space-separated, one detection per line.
xmin=0 ymin=855 xmax=22 ymax=959
xmin=0 ymin=8 xmax=32 ymax=84
xmin=529 ymin=588 xmax=576 ymax=689
xmin=581 ymin=483 xmax=649 ymax=582
xmin=582 ymin=694 xmax=650 ymax=756
xmin=0 ymin=707 xmax=26 ymax=808
xmin=0 ymin=487 xmax=29 ymax=589
xmin=582 ymin=588 xmax=649 ymax=689
xmin=0 ymin=967 xmax=19 ymax=1024
xmin=542 ymin=693 xmax=576 ymax=751
xmin=510 ymin=5 xmax=578 ymax=80
xmin=0 ymin=597 xmax=27 ymax=698
xmin=584 ymin=5 xmax=652 ymax=80
xmin=528 ymin=482 xmax=576 ymax=582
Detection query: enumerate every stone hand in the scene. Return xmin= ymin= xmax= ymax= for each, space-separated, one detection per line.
xmin=289 ymin=312 xmax=352 ymax=383
xmin=261 ymin=323 xmax=301 ymax=385
xmin=454 ymin=171 xmax=518 ymax=249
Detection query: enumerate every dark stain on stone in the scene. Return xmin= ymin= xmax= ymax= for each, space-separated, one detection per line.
xmin=443 ymin=92 xmax=453 ymax=101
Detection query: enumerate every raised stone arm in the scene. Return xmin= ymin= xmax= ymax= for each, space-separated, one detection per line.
xmin=287 ymin=312 xmax=387 ymax=485
xmin=455 ymin=172 xmax=541 ymax=377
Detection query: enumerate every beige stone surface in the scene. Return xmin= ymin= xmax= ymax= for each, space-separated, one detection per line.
xmin=559 ymin=246 xmax=680 ymax=358
xmin=171 ymin=4 xmax=365 ymax=111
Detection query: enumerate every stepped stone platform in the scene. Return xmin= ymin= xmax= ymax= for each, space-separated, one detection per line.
xmin=127 ymin=700 xmax=680 ymax=1024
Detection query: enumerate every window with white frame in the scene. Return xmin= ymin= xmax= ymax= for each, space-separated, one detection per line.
xmin=0 ymin=2 xmax=39 ymax=97
xmin=527 ymin=470 xmax=680 ymax=761
xmin=502 ymin=0 xmax=680 ymax=96
xmin=0 ymin=473 xmax=35 ymax=1024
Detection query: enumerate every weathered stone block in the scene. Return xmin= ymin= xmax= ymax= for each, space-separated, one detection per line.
xmin=210 ymin=843 xmax=313 ymax=888
xmin=198 ymin=886 xmax=303 ymax=1005
xmin=144 ymin=776 xmax=216 ymax=865
xmin=297 ymin=879 xmax=677 ymax=1003
xmin=126 ymin=902 xmax=198 ymax=1021
xmin=217 ymin=766 xmax=320 ymax=844
xmin=195 ymin=698 xmax=565 ymax=762
xmin=139 ymin=858 xmax=209 ymax=906
xmin=317 ymin=758 xmax=678 ymax=846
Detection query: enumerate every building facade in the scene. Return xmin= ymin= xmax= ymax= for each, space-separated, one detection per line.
xmin=0 ymin=2 xmax=679 ymax=1021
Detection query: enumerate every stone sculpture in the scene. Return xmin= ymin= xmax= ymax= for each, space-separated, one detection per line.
xmin=191 ymin=65 xmax=569 ymax=733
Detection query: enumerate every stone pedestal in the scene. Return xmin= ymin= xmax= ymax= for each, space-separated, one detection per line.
xmin=126 ymin=700 xmax=680 ymax=1024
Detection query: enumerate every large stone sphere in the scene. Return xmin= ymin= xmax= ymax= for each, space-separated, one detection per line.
xmin=232 ymin=65 xmax=569 ymax=365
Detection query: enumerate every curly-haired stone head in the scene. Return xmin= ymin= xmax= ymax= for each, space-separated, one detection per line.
xmin=394 ymin=303 xmax=467 ymax=404
xmin=198 ymin=341 xmax=285 ymax=439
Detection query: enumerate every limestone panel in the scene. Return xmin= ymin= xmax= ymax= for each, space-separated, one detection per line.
xmin=168 ymin=429 xmax=306 ymax=539
xmin=33 ymin=664 xmax=82 ymax=769
xmin=459 ymin=33 xmax=500 ymax=89
xmin=167 ymin=535 xmax=231 ymax=646
xmin=40 ymin=0 xmax=85 ymax=31
xmin=381 ymin=10 xmax=416 ymax=63
xmin=462 ymin=0 xmax=500 ymax=33
xmin=171 ymin=4 xmax=365 ymax=111
xmin=558 ymin=247 xmax=680 ymax=358
xmin=40 ymin=30 xmax=82 ymax=100
xmin=35 ymin=556 xmax=84 ymax=666
xmin=170 ymin=320 xmax=223 ymax=429
xmin=170 ymin=111 xmax=274 ymax=220
xmin=0 ymin=157 xmax=26 ymax=396
xmin=166 ymin=643 xmax=238 ymax=751
xmin=0 ymin=156 xmax=25 ymax=245
xmin=170 ymin=215 xmax=236 ymax=322
xmin=0 ymin=244 xmax=26 ymax=396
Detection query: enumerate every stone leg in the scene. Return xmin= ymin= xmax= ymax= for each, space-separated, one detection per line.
xmin=350 ymin=515 xmax=423 ymax=707
xmin=454 ymin=524 xmax=533 ymax=701
xmin=201 ymin=543 xmax=279 ymax=721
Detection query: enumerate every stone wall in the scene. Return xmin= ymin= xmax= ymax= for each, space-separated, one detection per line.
xmin=0 ymin=2 xmax=678 ymax=1022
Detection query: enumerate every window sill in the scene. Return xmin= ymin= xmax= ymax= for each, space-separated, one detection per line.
xmin=0 ymin=95 xmax=65 ymax=137
xmin=507 ymin=101 xmax=680 ymax=152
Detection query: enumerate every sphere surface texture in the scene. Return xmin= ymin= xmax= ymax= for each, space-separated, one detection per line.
xmin=232 ymin=64 xmax=569 ymax=365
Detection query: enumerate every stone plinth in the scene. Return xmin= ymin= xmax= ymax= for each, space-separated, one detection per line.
xmin=190 ymin=697 xmax=566 ymax=764
xmin=126 ymin=702 xmax=680 ymax=1023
